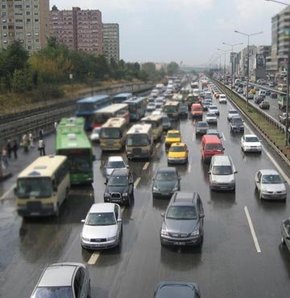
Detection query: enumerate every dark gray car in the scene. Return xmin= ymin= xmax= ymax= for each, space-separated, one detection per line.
xmin=160 ymin=191 xmax=205 ymax=247
xmin=152 ymin=167 xmax=180 ymax=199
xmin=154 ymin=281 xmax=201 ymax=298
xmin=230 ymin=116 xmax=244 ymax=133
xmin=195 ymin=121 xmax=209 ymax=135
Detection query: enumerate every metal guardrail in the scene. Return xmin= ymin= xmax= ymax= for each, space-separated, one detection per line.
xmin=0 ymin=82 xmax=153 ymax=146
xmin=212 ymin=79 xmax=290 ymax=167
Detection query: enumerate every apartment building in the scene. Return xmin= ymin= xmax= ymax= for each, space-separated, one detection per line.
xmin=103 ymin=23 xmax=119 ymax=62
xmin=50 ymin=6 xmax=103 ymax=55
xmin=0 ymin=0 xmax=49 ymax=53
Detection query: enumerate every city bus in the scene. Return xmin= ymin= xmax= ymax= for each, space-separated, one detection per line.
xmin=15 ymin=155 xmax=70 ymax=217
xmin=124 ymin=96 xmax=147 ymax=121
xmin=112 ymin=93 xmax=133 ymax=103
xmin=94 ymin=103 xmax=130 ymax=127
xmin=126 ymin=124 xmax=153 ymax=160
xmin=141 ymin=114 xmax=163 ymax=141
xmin=99 ymin=117 xmax=128 ymax=151
xmin=76 ymin=95 xmax=111 ymax=130
xmin=56 ymin=117 xmax=94 ymax=185
xmin=163 ymin=101 xmax=180 ymax=119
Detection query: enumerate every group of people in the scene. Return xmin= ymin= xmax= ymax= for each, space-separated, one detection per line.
xmin=1 ymin=140 xmax=18 ymax=170
xmin=21 ymin=129 xmax=46 ymax=156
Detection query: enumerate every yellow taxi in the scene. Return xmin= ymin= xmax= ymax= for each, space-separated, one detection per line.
xmin=167 ymin=142 xmax=188 ymax=165
xmin=165 ymin=130 xmax=182 ymax=150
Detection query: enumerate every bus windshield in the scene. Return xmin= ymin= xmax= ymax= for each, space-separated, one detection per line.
xmin=17 ymin=178 xmax=52 ymax=198
xmin=100 ymin=128 xmax=122 ymax=139
xmin=126 ymin=134 xmax=150 ymax=146
xmin=164 ymin=106 xmax=178 ymax=113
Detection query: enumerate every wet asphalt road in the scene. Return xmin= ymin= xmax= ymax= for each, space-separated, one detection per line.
xmin=1 ymin=97 xmax=290 ymax=297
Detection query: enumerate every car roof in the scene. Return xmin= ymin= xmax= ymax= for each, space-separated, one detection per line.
xmin=259 ymin=169 xmax=280 ymax=175
xmin=228 ymin=109 xmax=238 ymax=113
xmin=89 ymin=202 xmax=116 ymax=213
xmin=202 ymin=135 xmax=220 ymax=142
xmin=211 ymin=155 xmax=232 ymax=166
xmin=155 ymin=281 xmax=199 ymax=297
xmin=38 ymin=263 xmax=82 ymax=287
xmin=157 ymin=167 xmax=177 ymax=173
xmin=244 ymin=134 xmax=258 ymax=138
xmin=108 ymin=156 xmax=124 ymax=162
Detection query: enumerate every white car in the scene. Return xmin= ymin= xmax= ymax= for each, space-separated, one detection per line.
xmin=205 ymin=112 xmax=217 ymax=124
xmin=227 ymin=109 xmax=239 ymax=121
xmin=208 ymin=105 xmax=219 ymax=116
xmin=81 ymin=203 xmax=123 ymax=249
xmin=255 ymin=169 xmax=287 ymax=200
xmin=104 ymin=156 xmax=128 ymax=178
xmin=90 ymin=127 xmax=101 ymax=142
xmin=219 ymin=94 xmax=227 ymax=104
xmin=241 ymin=134 xmax=262 ymax=153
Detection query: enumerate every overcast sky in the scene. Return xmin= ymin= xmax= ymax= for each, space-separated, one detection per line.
xmin=50 ymin=0 xmax=285 ymax=66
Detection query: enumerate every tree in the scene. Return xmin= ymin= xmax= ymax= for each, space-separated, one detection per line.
xmin=167 ymin=62 xmax=179 ymax=76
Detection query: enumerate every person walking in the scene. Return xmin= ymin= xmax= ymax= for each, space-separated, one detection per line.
xmin=38 ymin=139 xmax=46 ymax=156
xmin=39 ymin=129 xmax=44 ymax=140
xmin=12 ymin=140 xmax=18 ymax=159
xmin=22 ymin=134 xmax=29 ymax=152
xmin=1 ymin=147 xmax=8 ymax=168
xmin=28 ymin=132 xmax=34 ymax=148
xmin=6 ymin=140 xmax=12 ymax=159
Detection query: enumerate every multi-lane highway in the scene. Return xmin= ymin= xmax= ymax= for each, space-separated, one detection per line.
xmin=1 ymin=89 xmax=290 ymax=297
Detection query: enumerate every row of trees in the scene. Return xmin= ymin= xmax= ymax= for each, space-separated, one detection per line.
xmin=0 ymin=38 xmax=179 ymax=98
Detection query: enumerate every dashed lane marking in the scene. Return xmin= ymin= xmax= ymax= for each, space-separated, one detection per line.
xmin=87 ymin=252 xmax=100 ymax=265
xmin=0 ymin=184 xmax=16 ymax=201
xmin=134 ymin=177 xmax=141 ymax=188
xmin=155 ymin=143 xmax=161 ymax=149
xmin=244 ymin=206 xmax=261 ymax=253
xmin=143 ymin=162 xmax=150 ymax=171
xmin=222 ymin=133 xmax=226 ymax=141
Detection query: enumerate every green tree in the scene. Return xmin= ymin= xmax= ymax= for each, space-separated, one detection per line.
xmin=167 ymin=62 xmax=179 ymax=76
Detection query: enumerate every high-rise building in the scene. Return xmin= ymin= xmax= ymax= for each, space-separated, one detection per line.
xmin=49 ymin=6 xmax=103 ymax=55
xmin=267 ymin=6 xmax=290 ymax=74
xmin=103 ymin=23 xmax=119 ymax=62
xmin=0 ymin=0 xmax=49 ymax=53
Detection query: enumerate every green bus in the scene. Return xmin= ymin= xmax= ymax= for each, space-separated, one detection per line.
xmin=56 ymin=117 xmax=93 ymax=185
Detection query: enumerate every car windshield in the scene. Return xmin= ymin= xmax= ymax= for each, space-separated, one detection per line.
xmin=86 ymin=212 xmax=116 ymax=226
xmin=212 ymin=165 xmax=233 ymax=175
xmin=169 ymin=146 xmax=186 ymax=152
xmin=245 ymin=136 xmax=259 ymax=142
xmin=166 ymin=206 xmax=197 ymax=220
xmin=33 ymin=286 xmax=73 ymax=298
xmin=232 ymin=118 xmax=243 ymax=124
xmin=197 ymin=122 xmax=208 ymax=127
xmin=108 ymin=175 xmax=128 ymax=186
xmin=107 ymin=161 xmax=125 ymax=168
xmin=207 ymin=113 xmax=216 ymax=117
xmin=205 ymin=144 xmax=223 ymax=151
xmin=167 ymin=133 xmax=180 ymax=138
xmin=262 ymin=174 xmax=283 ymax=184
xmin=229 ymin=111 xmax=238 ymax=115
xmin=156 ymin=171 xmax=177 ymax=181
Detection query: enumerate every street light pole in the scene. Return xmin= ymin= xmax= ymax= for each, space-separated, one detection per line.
xmin=265 ymin=0 xmax=290 ymax=145
xmin=234 ymin=30 xmax=263 ymax=108
xmin=222 ymin=42 xmax=243 ymax=88
xmin=217 ymin=48 xmax=229 ymax=82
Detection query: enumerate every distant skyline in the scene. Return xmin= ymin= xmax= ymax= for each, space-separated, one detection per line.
xmin=50 ymin=0 xmax=285 ymax=66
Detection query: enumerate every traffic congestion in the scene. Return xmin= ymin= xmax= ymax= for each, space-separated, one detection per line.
xmin=1 ymin=75 xmax=290 ymax=297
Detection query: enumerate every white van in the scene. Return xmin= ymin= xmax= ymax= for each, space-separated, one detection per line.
xmin=208 ymin=155 xmax=237 ymax=191
xmin=258 ymin=90 xmax=266 ymax=98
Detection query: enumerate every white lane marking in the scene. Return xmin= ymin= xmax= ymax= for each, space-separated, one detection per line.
xmin=134 ymin=177 xmax=141 ymax=188
xmin=0 ymin=184 xmax=16 ymax=201
xmin=187 ymin=164 xmax=192 ymax=173
xmin=244 ymin=123 xmax=290 ymax=185
xmin=222 ymin=133 xmax=226 ymax=141
xmin=143 ymin=162 xmax=150 ymax=170
xmin=244 ymin=206 xmax=261 ymax=253
xmin=87 ymin=252 xmax=100 ymax=265
xmin=155 ymin=143 xmax=160 ymax=149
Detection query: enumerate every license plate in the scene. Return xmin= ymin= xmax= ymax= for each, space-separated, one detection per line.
xmin=174 ymin=242 xmax=186 ymax=246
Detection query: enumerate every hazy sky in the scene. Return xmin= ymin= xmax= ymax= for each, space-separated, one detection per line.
xmin=50 ymin=0 xmax=285 ymax=66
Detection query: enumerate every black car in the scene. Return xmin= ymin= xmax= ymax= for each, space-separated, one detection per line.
xmin=230 ymin=116 xmax=244 ymax=133
xmin=179 ymin=104 xmax=188 ymax=118
xmin=154 ymin=281 xmax=201 ymax=298
xmin=152 ymin=167 xmax=181 ymax=199
xmin=254 ymin=96 xmax=264 ymax=105
xmin=104 ymin=168 xmax=134 ymax=206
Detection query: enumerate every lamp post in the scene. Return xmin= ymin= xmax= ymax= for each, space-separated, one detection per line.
xmin=234 ymin=30 xmax=263 ymax=108
xmin=265 ymin=0 xmax=290 ymax=145
xmin=217 ymin=48 xmax=229 ymax=82
xmin=222 ymin=42 xmax=243 ymax=88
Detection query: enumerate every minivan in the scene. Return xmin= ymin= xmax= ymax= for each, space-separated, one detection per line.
xmin=208 ymin=155 xmax=237 ymax=191
xmin=191 ymin=103 xmax=203 ymax=119
xmin=201 ymin=135 xmax=224 ymax=162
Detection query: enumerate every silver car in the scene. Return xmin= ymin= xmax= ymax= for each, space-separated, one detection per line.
xmin=104 ymin=156 xmax=128 ymax=178
xmin=30 ymin=263 xmax=91 ymax=298
xmin=81 ymin=203 xmax=122 ymax=250
xmin=255 ymin=169 xmax=287 ymax=200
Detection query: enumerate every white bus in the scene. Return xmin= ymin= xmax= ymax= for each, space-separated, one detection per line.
xmin=99 ymin=117 xmax=128 ymax=151
xmin=141 ymin=114 xmax=163 ymax=141
xmin=15 ymin=155 xmax=70 ymax=217
xmin=126 ymin=124 xmax=153 ymax=160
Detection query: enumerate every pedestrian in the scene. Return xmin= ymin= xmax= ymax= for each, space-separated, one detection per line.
xmin=39 ymin=129 xmax=44 ymax=140
xmin=54 ymin=121 xmax=58 ymax=130
xmin=38 ymin=139 xmax=46 ymax=156
xmin=1 ymin=147 xmax=8 ymax=168
xmin=22 ymin=134 xmax=29 ymax=152
xmin=28 ymin=132 xmax=34 ymax=148
xmin=12 ymin=140 xmax=18 ymax=159
xmin=6 ymin=140 xmax=12 ymax=159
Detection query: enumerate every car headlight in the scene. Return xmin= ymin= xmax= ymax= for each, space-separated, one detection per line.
xmin=161 ymin=230 xmax=169 ymax=236
xmin=104 ymin=192 xmax=110 ymax=197
xmin=107 ymin=236 xmax=117 ymax=241
xmin=82 ymin=237 xmax=90 ymax=242
xmin=172 ymin=185 xmax=178 ymax=191
xmin=153 ymin=186 xmax=159 ymax=191
xmin=190 ymin=228 xmax=200 ymax=236
xmin=123 ymin=192 xmax=128 ymax=197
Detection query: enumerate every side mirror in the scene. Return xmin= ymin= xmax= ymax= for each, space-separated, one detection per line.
xmin=200 ymin=213 xmax=205 ymax=218
xmin=92 ymin=155 xmax=96 ymax=161
xmin=161 ymin=212 xmax=165 ymax=217
xmin=117 ymin=218 xmax=122 ymax=223
xmin=81 ymin=219 xmax=85 ymax=223
xmin=126 ymin=165 xmax=129 ymax=168
xmin=104 ymin=181 xmax=107 ymax=185
xmin=234 ymin=170 xmax=238 ymax=174
xmin=14 ymin=187 xmax=17 ymax=196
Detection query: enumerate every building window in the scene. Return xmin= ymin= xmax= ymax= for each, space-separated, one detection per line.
xmin=26 ymin=11 xmax=30 ymax=15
